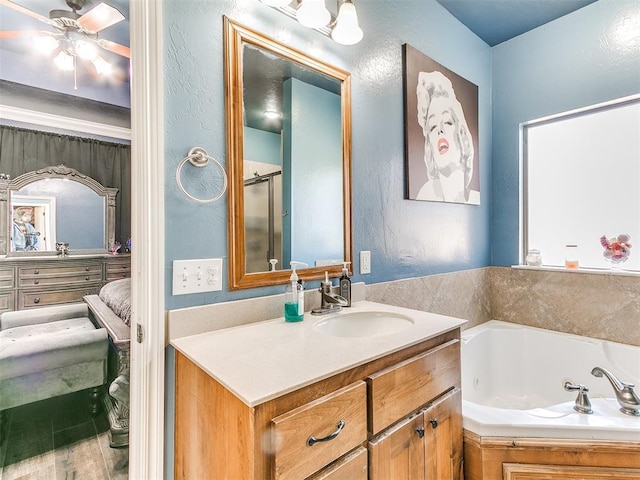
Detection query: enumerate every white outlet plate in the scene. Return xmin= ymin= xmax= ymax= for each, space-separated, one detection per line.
xmin=360 ymin=250 xmax=371 ymax=274
xmin=172 ymin=258 xmax=223 ymax=295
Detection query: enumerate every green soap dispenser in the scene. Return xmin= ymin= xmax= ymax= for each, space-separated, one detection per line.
xmin=339 ymin=262 xmax=352 ymax=307
xmin=284 ymin=261 xmax=307 ymax=322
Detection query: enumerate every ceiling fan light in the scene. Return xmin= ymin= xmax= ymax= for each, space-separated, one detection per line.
xmin=75 ymin=40 xmax=98 ymax=60
xmin=331 ymin=1 xmax=363 ymax=45
xmin=32 ymin=34 xmax=59 ymax=54
xmin=92 ymin=56 xmax=113 ymax=75
xmin=54 ymin=51 xmax=74 ymax=71
xmin=296 ymin=0 xmax=330 ymax=28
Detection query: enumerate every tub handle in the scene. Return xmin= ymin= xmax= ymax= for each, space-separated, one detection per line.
xmin=564 ymin=382 xmax=593 ymax=414
xmin=429 ymin=419 xmax=438 ymax=429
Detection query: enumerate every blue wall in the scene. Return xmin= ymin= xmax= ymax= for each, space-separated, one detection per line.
xmin=244 ymin=127 xmax=281 ymax=166
xmin=163 ymin=0 xmax=492 ymax=310
xmin=284 ymin=78 xmax=343 ymax=266
xmin=491 ymin=0 xmax=640 ymax=266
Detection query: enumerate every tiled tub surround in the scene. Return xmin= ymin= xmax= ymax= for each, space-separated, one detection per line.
xmin=491 ymin=267 xmax=640 ymax=346
xmin=364 ymin=267 xmax=639 ymax=346
xmin=168 ymin=267 xmax=638 ymax=346
xmin=364 ymin=268 xmax=493 ymax=332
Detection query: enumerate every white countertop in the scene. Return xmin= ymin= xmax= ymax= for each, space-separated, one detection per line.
xmin=171 ymin=301 xmax=466 ymax=407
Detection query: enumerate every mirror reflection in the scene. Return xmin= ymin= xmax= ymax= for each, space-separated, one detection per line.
xmin=0 ymin=165 xmax=118 ymax=257
xmin=242 ymin=43 xmax=344 ymax=274
xmin=225 ymin=17 xmax=353 ymax=290
xmin=10 ymin=179 xmax=105 ymax=252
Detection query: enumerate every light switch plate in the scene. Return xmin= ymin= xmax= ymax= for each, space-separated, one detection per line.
xmin=172 ymin=258 xmax=223 ymax=295
xmin=360 ymin=250 xmax=371 ymax=274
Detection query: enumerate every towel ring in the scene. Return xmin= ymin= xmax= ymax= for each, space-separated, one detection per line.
xmin=176 ymin=147 xmax=228 ymax=204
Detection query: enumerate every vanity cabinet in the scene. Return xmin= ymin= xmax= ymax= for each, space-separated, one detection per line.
xmin=0 ymin=255 xmax=130 ymax=312
xmin=369 ymin=388 xmax=462 ymax=479
xmin=174 ymin=327 xmax=461 ymax=479
xmin=367 ymin=339 xmax=463 ymax=480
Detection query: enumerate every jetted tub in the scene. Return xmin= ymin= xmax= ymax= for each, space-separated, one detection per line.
xmin=461 ymin=320 xmax=640 ymax=441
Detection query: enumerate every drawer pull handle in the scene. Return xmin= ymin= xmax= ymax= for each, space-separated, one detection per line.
xmin=307 ymin=420 xmax=345 ymax=447
xmin=416 ymin=427 xmax=425 ymax=438
xmin=429 ymin=419 xmax=438 ymax=429
xmin=85 ymin=276 xmax=90 ymax=281
xmin=33 ymin=280 xmax=39 ymax=285
xmin=34 ymin=270 xmax=39 ymax=275
xmin=34 ymin=297 xmax=40 ymax=304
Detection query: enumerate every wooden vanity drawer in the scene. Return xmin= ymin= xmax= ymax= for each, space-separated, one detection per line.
xmin=367 ymin=339 xmax=460 ymax=435
xmin=306 ymin=446 xmax=367 ymax=480
xmin=18 ymin=284 xmax=102 ymax=309
xmin=271 ymin=381 xmax=367 ymax=480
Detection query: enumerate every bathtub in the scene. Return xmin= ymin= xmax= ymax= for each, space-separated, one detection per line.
xmin=461 ymin=320 xmax=640 ymax=441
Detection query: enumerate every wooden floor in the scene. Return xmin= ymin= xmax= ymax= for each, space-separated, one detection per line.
xmin=0 ymin=390 xmax=128 ymax=480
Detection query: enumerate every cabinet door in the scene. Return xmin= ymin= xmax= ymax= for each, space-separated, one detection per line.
xmin=423 ymin=388 xmax=462 ymax=480
xmin=368 ymin=412 xmax=425 ymax=480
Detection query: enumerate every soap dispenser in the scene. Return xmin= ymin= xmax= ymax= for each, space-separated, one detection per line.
xmin=284 ymin=261 xmax=307 ymax=322
xmin=339 ymin=262 xmax=352 ymax=307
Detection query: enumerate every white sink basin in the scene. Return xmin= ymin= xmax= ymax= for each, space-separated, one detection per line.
xmin=313 ymin=311 xmax=415 ymax=338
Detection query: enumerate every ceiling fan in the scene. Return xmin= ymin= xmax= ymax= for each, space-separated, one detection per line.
xmin=0 ymin=0 xmax=129 ymax=85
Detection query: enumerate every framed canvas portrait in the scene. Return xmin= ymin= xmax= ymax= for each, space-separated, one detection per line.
xmin=403 ymin=44 xmax=480 ymax=205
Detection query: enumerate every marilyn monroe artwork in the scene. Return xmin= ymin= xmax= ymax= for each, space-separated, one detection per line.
xmin=403 ymin=44 xmax=480 ymax=205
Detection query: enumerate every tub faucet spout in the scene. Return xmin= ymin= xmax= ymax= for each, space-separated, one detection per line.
xmin=591 ymin=366 xmax=640 ymax=416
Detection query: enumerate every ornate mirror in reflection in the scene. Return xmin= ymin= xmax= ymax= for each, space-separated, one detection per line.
xmin=0 ymin=165 xmax=118 ymax=256
xmin=224 ymin=17 xmax=353 ymax=290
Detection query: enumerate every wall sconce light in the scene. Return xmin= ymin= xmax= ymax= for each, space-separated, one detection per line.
xmin=260 ymin=0 xmax=364 ymax=45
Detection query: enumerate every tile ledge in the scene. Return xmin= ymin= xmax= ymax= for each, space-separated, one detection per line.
xmin=512 ymin=264 xmax=640 ymax=277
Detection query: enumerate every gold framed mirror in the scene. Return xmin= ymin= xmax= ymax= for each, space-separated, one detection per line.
xmin=224 ymin=17 xmax=353 ymax=290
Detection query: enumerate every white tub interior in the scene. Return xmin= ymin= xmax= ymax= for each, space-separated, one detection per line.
xmin=461 ymin=320 xmax=640 ymax=440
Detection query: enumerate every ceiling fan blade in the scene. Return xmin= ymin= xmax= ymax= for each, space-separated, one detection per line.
xmin=0 ymin=30 xmax=40 ymax=39
xmin=0 ymin=0 xmax=54 ymax=25
xmin=97 ymin=39 xmax=130 ymax=58
xmin=77 ymin=2 xmax=125 ymax=33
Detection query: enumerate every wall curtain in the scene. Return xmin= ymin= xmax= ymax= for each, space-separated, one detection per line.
xmin=0 ymin=125 xmax=131 ymax=244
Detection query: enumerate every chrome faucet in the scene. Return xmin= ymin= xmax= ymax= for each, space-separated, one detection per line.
xmin=564 ymin=382 xmax=592 ymax=414
xmin=311 ymin=272 xmax=349 ymax=316
xmin=591 ymin=366 xmax=640 ymax=416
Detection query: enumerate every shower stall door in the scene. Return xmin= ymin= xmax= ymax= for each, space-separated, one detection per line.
xmin=244 ymin=171 xmax=282 ymax=273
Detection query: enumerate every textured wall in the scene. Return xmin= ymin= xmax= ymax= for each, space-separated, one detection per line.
xmin=491 ymin=0 xmax=640 ymax=266
xmin=163 ymin=0 xmax=492 ymax=310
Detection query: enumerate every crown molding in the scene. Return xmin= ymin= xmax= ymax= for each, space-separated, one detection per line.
xmin=0 ymin=104 xmax=131 ymax=141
